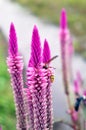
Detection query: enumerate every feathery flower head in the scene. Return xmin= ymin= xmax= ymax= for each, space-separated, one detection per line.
xmin=7 ymin=23 xmax=28 ymax=130
xmin=43 ymin=39 xmax=51 ymax=63
xmin=42 ymin=39 xmax=53 ymax=129
xmin=27 ymin=67 xmax=48 ymax=129
xmin=29 ymin=25 xmax=41 ymax=67
xmin=60 ymin=8 xmax=68 ymax=30
xmin=59 ymin=8 xmax=69 ymax=45
xmin=27 ymin=26 xmax=48 ymax=129
xmin=9 ymin=23 xmax=18 ymax=57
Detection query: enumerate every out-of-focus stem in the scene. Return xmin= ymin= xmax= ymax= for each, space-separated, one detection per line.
xmin=59 ymin=9 xmax=80 ymax=130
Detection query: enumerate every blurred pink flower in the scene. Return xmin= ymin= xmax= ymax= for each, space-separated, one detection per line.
xmin=59 ymin=8 xmax=70 ymax=95
xmin=83 ymin=90 xmax=86 ymax=96
xmin=67 ymin=109 xmax=78 ymax=122
xmin=71 ymin=110 xmax=78 ymax=122
xmin=68 ymin=38 xmax=74 ymax=57
xmin=76 ymin=71 xmax=83 ymax=86
xmin=74 ymin=79 xmax=80 ymax=95
xmin=60 ymin=8 xmax=67 ymax=30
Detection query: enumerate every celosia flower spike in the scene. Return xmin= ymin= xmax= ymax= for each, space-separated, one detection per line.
xmin=29 ymin=25 xmax=41 ymax=67
xmin=59 ymin=9 xmax=69 ymax=94
xmin=43 ymin=39 xmax=51 ymax=63
xmin=60 ymin=8 xmax=67 ymax=30
xmin=42 ymin=39 xmax=53 ymax=129
xmin=7 ymin=23 xmax=28 ymax=130
xmin=9 ymin=23 xmax=18 ymax=57
xmin=27 ymin=26 xmax=48 ymax=130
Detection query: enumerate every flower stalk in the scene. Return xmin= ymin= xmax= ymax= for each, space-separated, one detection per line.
xmin=67 ymin=38 xmax=74 ymax=81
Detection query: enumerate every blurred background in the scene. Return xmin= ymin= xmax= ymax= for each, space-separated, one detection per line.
xmin=0 ymin=0 xmax=86 ymax=130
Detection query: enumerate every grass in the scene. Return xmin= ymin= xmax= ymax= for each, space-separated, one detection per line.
xmin=0 ymin=31 xmax=16 ymax=130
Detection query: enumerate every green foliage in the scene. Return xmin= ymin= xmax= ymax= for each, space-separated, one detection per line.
xmin=0 ymin=32 xmax=16 ymax=130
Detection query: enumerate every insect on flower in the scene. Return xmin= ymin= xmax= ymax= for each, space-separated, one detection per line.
xmin=74 ymin=95 xmax=86 ymax=111
xmin=43 ymin=55 xmax=58 ymax=83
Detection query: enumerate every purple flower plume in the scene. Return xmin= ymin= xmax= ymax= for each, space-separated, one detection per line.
xmin=29 ymin=25 xmax=41 ymax=67
xmin=43 ymin=39 xmax=51 ymax=63
xmin=7 ymin=23 xmax=28 ymax=130
xmin=27 ymin=67 xmax=48 ymax=130
xmin=59 ymin=9 xmax=70 ymax=95
xmin=26 ymin=26 xmax=48 ymax=130
xmin=43 ymin=39 xmax=53 ymax=129
xmin=60 ymin=8 xmax=67 ymax=30
xmin=9 ymin=23 xmax=18 ymax=57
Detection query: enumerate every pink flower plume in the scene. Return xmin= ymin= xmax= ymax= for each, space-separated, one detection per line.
xmin=59 ymin=9 xmax=70 ymax=95
xmin=9 ymin=23 xmax=18 ymax=57
xmin=60 ymin=8 xmax=67 ymax=29
xmin=43 ymin=39 xmax=51 ymax=63
xmin=7 ymin=23 xmax=28 ymax=130
xmin=29 ymin=25 xmax=41 ymax=67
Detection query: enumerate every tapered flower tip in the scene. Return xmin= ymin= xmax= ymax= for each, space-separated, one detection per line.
xmin=60 ymin=8 xmax=67 ymax=29
xmin=29 ymin=25 xmax=41 ymax=67
xmin=43 ymin=39 xmax=51 ymax=63
xmin=9 ymin=23 xmax=18 ymax=57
